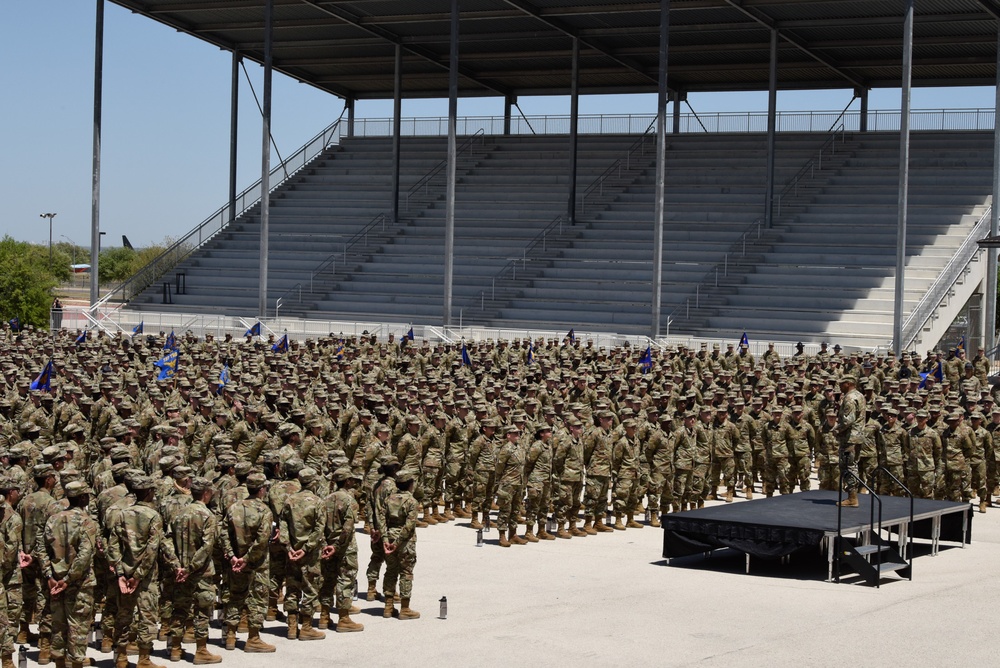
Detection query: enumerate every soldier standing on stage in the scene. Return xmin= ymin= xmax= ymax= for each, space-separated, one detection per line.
xmin=836 ymin=375 xmax=866 ymax=507
xmin=39 ymin=481 xmax=98 ymax=668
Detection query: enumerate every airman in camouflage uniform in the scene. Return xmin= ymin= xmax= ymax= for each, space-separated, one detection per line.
xmin=611 ymin=419 xmax=642 ymax=529
xmin=552 ymin=417 xmax=585 ymax=537
xmin=382 ymin=469 xmax=419 ymax=621
xmin=0 ymin=475 xmax=23 ymax=668
xmin=465 ymin=419 xmax=498 ymax=531
xmin=21 ymin=463 xmax=64 ymax=664
xmin=940 ymin=412 xmax=973 ymax=502
xmin=39 ymin=481 xmax=98 ymax=668
xmin=836 ymin=375 xmax=867 ymax=507
xmin=523 ymin=424 xmax=554 ymax=542
xmin=107 ymin=474 xmax=168 ymax=668
xmin=582 ymin=412 xmax=615 ymax=532
xmin=908 ymin=410 xmax=942 ymax=499
xmin=876 ymin=408 xmax=907 ymax=495
xmin=320 ymin=467 xmax=363 ymax=633
xmin=220 ymin=473 xmax=275 ymax=654
xmin=278 ymin=467 xmax=326 ymax=641
xmin=365 ymin=457 xmax=401 ymax=601
xmin=164 ymin=477 xmax=221 ymax=665
xmin=494 ymin=425 xmax=526 ymax=547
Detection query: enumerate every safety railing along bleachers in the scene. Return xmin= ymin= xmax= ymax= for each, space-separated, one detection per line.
xmin=90 ymin=111 xmax=347 ymax=313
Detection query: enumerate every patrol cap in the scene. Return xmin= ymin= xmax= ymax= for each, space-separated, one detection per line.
xmin=395 ymin=468 xmax=418 ymax=483
xmin=189 ymin=477 xmax=213 ymax=494
xmin=234 ymin=461 xmax=253 ymax=476
xmin=791 ymin=405 xmax=804 ymax=413
xmin=332 ymin=466 xmax=360 ymax=482
xmin=171 ymin=465 xmax=193 ymax=480
xmin=245 ymin=473 xmax=268 ymax=490
xmin=64 ymin=481 xmax=93 ymax=498
xmin=111 ymin=461 xmax=131 ymax=475
xmin=622 ymin=418 xmax=637 ymax=429
xmin=110 ymin=446 xmax=132 ymax=462
xmin=971 ymin=411 xmax=984 ymax=420
xmin=298 ymin=467 xmax=320 ymax=485
xmin=32 ymin=464 xmax=56 ymax=479
xmin=946 ymin=411 xmax=963 ymax=421
xmin=0 ymin=475 xmax=20 ymax=492
xmin=41 ymin=445 xmax=63 ymax=462
xmin=505 ymin=425 xmax=520 ymax=435
xmin=129 ymin=475 xmax=155 ymax=491
xmin=284 ymin=457 xmax=305 ymax=475
xmin=375 ymin=422 xmax=391 ymax=433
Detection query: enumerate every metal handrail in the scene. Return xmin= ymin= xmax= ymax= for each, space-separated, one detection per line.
xmin=773 ymin=122 xmax=847 ymax=217
xmin=91 ymin=111 xmax=347 ymax=311
xmin=274 ymin=131 xmax=491 ymax=312
xmin=665 ymin=217 xmax=766 ymax=333
xmin=580 ymin=119 xmax=658 ymax=212
xmin=896 ymin=203 xmax=993 ymax=351
xmin=404 ymin=129 xmax=487 ymax=211
xmin=873 ymin=465 xmax=914 ymax=579
xmin=477 ymin=214 xmax=569 ymax=308
xmin=835 ymin=469 xmax=882 ymax=585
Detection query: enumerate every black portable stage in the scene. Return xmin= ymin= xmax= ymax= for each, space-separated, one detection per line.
xmin=662 ymin=491 xmax=972 ymax=582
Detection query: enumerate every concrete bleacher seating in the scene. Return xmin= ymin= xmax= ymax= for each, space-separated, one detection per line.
xmin=129 ymin=129 xmax=994 ymax=349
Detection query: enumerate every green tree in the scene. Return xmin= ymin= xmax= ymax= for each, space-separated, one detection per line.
xmin=99 ymin=246 xmax=138 ymax=283
xmin=0 ymin=236 xmax=59 ymax=328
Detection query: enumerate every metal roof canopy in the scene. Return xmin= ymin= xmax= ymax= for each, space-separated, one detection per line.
xmin=110 ymin=0 xmax=1000 ymax=101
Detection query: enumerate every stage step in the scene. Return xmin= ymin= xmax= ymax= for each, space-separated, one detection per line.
xmin=836 ymin=534 xmax=912 ymax=586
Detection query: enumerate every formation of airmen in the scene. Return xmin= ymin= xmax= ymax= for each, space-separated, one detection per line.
xmin=0 ymin=322 xmax=998 ymax=668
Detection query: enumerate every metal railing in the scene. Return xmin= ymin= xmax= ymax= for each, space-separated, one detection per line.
xmin=773 ymin=122 xmax=848 ymax=217
xmin=273 ymin=130 xmax=490 ymax=313
xmin=90 ymin=111 xmax=347 ymax=311
xmin=474 ymin=214 xmax=569 ymax=311
xmin=580 ymin=119 xmax=658 ymax=213
xmin=897 ymin=203 xmax=992 ymax=351
xmin=344 ymin=108 xmax=996 ymax=138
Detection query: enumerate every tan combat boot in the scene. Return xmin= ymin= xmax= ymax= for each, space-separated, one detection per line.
xmin=979 ymin=500 xmax=987 ymax=514
xmin=498 ymin=529 xmax=511 ymax=547
xmin=626 ymin=514 xmax=643 ymax=529
xmin=523 ymin=527 xmax=539 ymax=543
xmin=297 ymin=616 xmax=326 ymax=641
xmin=613 ymin=514 xmax=626 ymax=531
xmin=318 ymin=605 xmax=331 ymax=630
xmin=706 ymin=488 xmax=718 ymax=501
xmin=745 ymin=486 xmax=754 ymax=500
xmin=469 ymin=508 xmax=483 ymax=530
xmin=2 ymin=653 xmax=14 ymax=668
xmin=38 ymin=634 xmax=52 ymax=665
xmin=650 ymin=513 xmax=661 ymax=527
xmin=556 ymin=522 xmax=572 ymax=539
xmin=696 ymin=500 xmax=705 ymax=509
xmin=114 ymin=644 xmax=130 ymax=668
xmin=383 ymin=594 xmax=395 ymax=618
xmin=224 ymin=626 xmax=236 ymax=652
xmin=366 ymin=581 xmax=379 ymax=602
xmin=582 ymin=518 xmax=598 ymax=536
xmin=243 ymin=629 xmax=275 ymax=654
xmin=136 ymin=645 xmax=166 ymax=668
xmin=510 ymin=528 xmax=527 ymax=545
xmin=837 ymin=491 xmax=859 ymax=507
xmin=537 ymin=522 xmax=556 ymax=540
xmin=443 ymin=506 xmax=456 ymax=522
xmin=101 ymin=635 xmax=114 ymax=654
xmin=422 ymin=508 xmax=438 ymax=525
xmin=335 ymin=611 xmax=364 ymax=633
xmin=192 ymin=639 xmax=221 ymax=665
xmin=671 ymin=502 xmax=681 ymax=513
xmin=725 ymin=487 xmax=735 ymax=503
xmin=398 ymin=598 xmax=420 ymax=620
xmin=286 ymin=613 xmax=298 ymax=640
xmin=169 ymin=635 xmax=183 ymax=662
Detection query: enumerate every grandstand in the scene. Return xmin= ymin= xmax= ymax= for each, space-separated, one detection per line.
xmin=90 ymin=1 xmax=1000 ymax=355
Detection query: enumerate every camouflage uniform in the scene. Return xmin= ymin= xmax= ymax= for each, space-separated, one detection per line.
xmin=39 ymin=490 xmax=99 ymax=665
xmin=523 ymin=433 xmax=553 ymax=535
xmin=582 ymin=423 xmax=614 ymax=523
xmin=0 ymin=492 xmax=23 ymax=660
xmin=552 ymin=425 xmax=585 ymax=529
xmin=940 ymin=418 xmax=973 ymax=502
xmin=493 ymin=432 xmax=525 ymax=532
xmin=465 ymin=426 xmax=497 ymax=527
xmin=165 ymin=491 xmax=218 ymax=642
xmin=278 ymin=470 xmax=326 ymax=623
xmin=21 ymin=478 xmax=64 ymax=639
xmin=837 ymin=383 xmax=867 ymax=493
xmin=107 ymin=492 xmax=166 ymax=655
xmin=321 ymin=481 xmax=359 ymax=615
xmin=876 ymin=416 xmax=908 ymax=495
xmin=365 ymin=473 xmax=396 ymax=593
xmin=382 ymin=485 xmax=418 ymax=602
xmin=908 ymin=418 xmax=942 ymax=499
xmin=220 ymin=479 xmax=272 ymax=633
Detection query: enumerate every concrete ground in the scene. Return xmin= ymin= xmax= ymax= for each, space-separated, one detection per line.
xmin=58 ymin=490 xmax=996 ymax=668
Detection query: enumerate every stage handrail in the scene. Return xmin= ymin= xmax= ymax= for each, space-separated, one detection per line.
xmin=835 ymin=468 xmax=882 ymax=585
xmin=873 ymin=465 xmax=915 ymax=580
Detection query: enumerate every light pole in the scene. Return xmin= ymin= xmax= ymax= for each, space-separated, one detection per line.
xmin=40 ymin=213 xmax=56 ymax=269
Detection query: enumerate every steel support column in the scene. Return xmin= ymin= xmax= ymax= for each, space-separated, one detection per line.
xmin=391 ymin=44 xmax=403 ymax=225
xmin=90 ymin=0 xmax=104 ymax=307
xmin=504 ymin=94 xmax=513 ymax=135
xmin=893 ymin=0 xmax=915 ymax=356
xmin=443 ymin=0 xmax=459 ymax=326
xmin=985 ymin=25 xmax=1000 ymax=354
xmin=257 ymin=0 xmax=273 ymax=319
xmin=568 ymin=37 xmax=580 ymax=226
xmin=672 ymin=90 xmax=681 ymax=134
xmin=229 ymin=50 xmax=240 ymax=225
xmin=859 ymin=88 xmax=869 ymax=133
xmin=764 ymin=28 xmax=778 ymax=229
xmin=346 ymin=97 xmax=355 ymax=137
xmin=651 ymin=0 xmax=669 ymax=338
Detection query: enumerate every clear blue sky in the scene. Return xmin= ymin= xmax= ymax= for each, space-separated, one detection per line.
xmin=3 ymin=0 xmax=997 ymax=248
